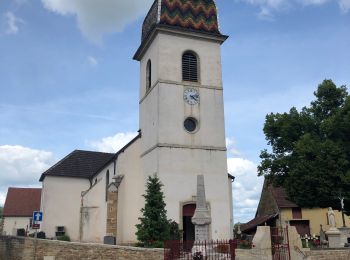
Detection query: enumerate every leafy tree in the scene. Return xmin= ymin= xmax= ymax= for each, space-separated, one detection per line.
xmin=0 ymin=207 xmax=3 ymax=218
xmin=136 ymin=175 xmax=175 ymax=247
xmin=258 ymin=80 xmax=350 ymax=213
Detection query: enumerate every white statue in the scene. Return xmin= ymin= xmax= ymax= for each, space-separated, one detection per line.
xmin=327 ymin=207 xmax=336 ymax=228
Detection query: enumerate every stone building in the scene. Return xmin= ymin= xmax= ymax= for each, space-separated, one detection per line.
xmin=40 ymin=0 xmax=234 ymax=244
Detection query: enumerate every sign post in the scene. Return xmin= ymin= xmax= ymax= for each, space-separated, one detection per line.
xmin=32 ymin=211 xmax=43 ymax=222
xmin=32 ymin=211 xmax=43 ymax=260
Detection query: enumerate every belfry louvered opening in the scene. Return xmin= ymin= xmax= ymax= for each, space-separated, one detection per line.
xmin=182 ymin=52 xmax=198 ymax=82
xmin=146 ymin=60 xmax=152 ymax=91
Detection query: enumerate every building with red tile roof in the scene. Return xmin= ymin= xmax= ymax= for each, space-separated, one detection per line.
xmin=2 ymin=187 xmax=41 ymax=236
xmin=241 ymin=179 xmax=349 ymax=236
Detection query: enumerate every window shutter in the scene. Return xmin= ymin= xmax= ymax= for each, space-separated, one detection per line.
xmin=182 ymin=52 xmax=198 ymax=82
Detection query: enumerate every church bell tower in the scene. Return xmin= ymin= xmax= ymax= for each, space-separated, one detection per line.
xmin=134 ymin=0 xmax=233 ymax=240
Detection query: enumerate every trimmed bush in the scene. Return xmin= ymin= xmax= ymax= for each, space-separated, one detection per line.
xmin=57 ymin=235 xmax=70 ymax=242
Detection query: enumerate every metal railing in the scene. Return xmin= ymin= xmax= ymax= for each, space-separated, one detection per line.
xmin=270 ymin=227 xmax=291 ymax=260
xmin=164 ymin=239 xmax=237 ymax=260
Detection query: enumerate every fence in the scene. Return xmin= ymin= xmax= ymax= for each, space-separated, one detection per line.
xmin=270 ymin=227 xmax=290 ymax=260
xmin=164 ymin=239 xmax=237 ymax=260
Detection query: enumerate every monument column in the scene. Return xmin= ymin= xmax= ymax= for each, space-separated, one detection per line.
xmin=192 ymin=175 xmax=211 ymax=241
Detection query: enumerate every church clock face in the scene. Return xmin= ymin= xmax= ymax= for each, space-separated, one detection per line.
xmin=184 ymin=88 xmax=200 ymax=105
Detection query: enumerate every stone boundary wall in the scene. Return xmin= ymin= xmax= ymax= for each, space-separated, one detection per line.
xmin=304 ymin=249 xmax=350 ymax=260
xmin=0 ymin=236 xmax=163 ymax=260
xmin=236 ymin=248 xmax=350 ymax=260
xmin=2 ymin=235 xmax=350 ymax=260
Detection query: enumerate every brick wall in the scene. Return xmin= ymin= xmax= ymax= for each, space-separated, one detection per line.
xmin=0 ymin=236 xmax=163 ymax=260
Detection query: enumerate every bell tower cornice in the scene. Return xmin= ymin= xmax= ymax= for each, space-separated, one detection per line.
xmin=133 ymin=25 xmax=228 ymax=61
xmin=134 ymin=0 xmax=228 ymax=61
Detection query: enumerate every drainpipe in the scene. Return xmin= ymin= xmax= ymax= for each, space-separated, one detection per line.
xmin=79 ymin=192 xmax=84 ymax=241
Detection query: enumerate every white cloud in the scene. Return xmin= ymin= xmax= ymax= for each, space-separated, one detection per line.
xmin=3 ymin=12 xmax=24 ymax=34
xmin=339 ymin=0 xmax=350 ymax=12
xmin=258 ymin=6 xmax=275 ymax=20
xmin=239 ymin=0 xmax=350 ymax=19
xmin=87 ymin=56 xmax=98 ymax=67
xmin=301 ymin=0 xmax=331 ymax=5
xmin=226 ymin=137 xmax=241 ymax=156
xmin=87 ymin=132 xmax=138 ymax=153
xmin=41 ymin=0 xmax=153 ymax=44
xmin=228 ymin=157 xmax=264 ymax=223
xmin=0 ymin=145 xmax=55 ymax=205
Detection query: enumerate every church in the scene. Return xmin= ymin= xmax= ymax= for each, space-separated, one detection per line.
xmin=40 ymin=0 xmax=234 ymax=244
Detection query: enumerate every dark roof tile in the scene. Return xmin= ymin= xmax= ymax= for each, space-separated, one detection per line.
xmin=39 ymin=150 xmax=114 ymax=181
xmin=240 ymin=214 xmax=277 ymax=233
xmin=39 ymin=132 xmax=141 ymax=182
xmin=269 ymin=186 xmax=299 ymax=208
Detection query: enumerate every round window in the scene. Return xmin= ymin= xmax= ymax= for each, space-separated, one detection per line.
xmin=184 ymin=117 xmax=198 ymax=132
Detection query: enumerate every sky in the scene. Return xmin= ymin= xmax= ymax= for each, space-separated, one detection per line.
xmin=0 ymin=0 xmax=349 ymax=224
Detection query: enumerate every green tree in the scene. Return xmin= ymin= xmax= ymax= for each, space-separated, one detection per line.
xmin=136 ymin=175 xmax=172 ymax=247
xmin=0 ymin=207 xmax=3 ymax=218
xmin=259 ymin=80 xmax=350 ymax=213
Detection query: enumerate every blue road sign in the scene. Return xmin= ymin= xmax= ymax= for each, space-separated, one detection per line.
xmin=33 ymin=211 xmax=43 ymax=222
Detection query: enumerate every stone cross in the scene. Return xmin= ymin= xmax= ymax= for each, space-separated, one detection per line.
xmin=192 ymin=175 xmax=211 ymax=241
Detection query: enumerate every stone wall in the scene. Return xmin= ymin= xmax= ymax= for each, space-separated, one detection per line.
xmin=2 ymin=235 xmax=350 ymax=260
xmin=106 ymin=191 xmax=118 ymax=237
xmin=235 ymin=248 xmax=350 ymax=260
xmin=0 ymin=236 xmax=163 ymax=260
xmin=304 ymin=249 xmax=350 ymax=260
xmin=236 ymin=249 xmax=272 ymax=260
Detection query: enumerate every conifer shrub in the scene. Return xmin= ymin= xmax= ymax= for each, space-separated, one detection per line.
xmin=136 ymin=175 xmax=180 ymax=248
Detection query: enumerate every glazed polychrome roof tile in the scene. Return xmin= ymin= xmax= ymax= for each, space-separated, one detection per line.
xmin=142 ymin=0 xmax=221 ymax=41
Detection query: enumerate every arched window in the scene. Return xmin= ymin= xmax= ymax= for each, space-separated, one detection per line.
xmin=146 ymin=60 xmax=152 ymax=91
xmin=182 ymin=51 xmax=198 ymax=82
xmin=105 ymin=170 xmax=110 ymax=201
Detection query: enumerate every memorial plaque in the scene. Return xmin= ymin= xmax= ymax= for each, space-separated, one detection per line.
xmin=195 ymin=225 xmax=209 ymax=241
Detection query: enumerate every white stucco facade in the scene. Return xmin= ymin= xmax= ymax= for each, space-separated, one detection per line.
xmin=78 ymin=138 xmax=144 ymax=244
xmin=115 ymin=138 xmax=144 ymax=243
xmin=40 ymin=138 xmax=145 ymax=244
xmin=3 ymin=217 xmax=32 ymax=236
xmin=139 ymin=31 xmax=233 ymax=240
xmin=41 ymin=176 xmax=90 ymax=241
xmin=80 ymin=164 xmax=113 ymax=243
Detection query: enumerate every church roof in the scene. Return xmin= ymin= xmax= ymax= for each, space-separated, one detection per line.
xmin=39 ymin=132 xmax=141 ymax=182
xmin=39 ymin=150 xmax=115 ymax=181
xmin=3 ymin=187 xmax=41 ymax=217
xmin=142 ymin=0 xmax=221 ymax=41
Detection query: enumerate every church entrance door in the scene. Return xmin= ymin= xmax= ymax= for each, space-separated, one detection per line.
xmin=183 ymin=204 xmax=196 ymax=241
